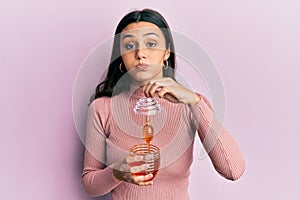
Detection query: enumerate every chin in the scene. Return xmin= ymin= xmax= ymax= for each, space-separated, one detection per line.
xmin=131 ymin=77 xmax=151 ymax=85
xmin=127 ymin=70 xmax=163 ymax=84
xmin=128 ymin=73 xmax=150 ymax=83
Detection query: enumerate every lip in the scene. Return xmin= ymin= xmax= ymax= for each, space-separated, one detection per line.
xmin=136 ymin=63 xmax=149 ymax=70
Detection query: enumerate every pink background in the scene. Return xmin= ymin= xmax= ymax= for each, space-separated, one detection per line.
xmin=1 ymin=0 xmax=299 ymax=199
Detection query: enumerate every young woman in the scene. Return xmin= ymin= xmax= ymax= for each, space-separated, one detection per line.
xmin=81 ymin=9 xmax=245 ymax=200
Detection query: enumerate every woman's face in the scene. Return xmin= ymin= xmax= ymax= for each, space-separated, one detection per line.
xmin=120 ymin=21 xmax=170 ymax=85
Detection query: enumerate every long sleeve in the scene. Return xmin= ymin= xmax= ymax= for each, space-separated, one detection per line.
xmin=189 ymin=95 xmax=245 ymax=181
xmin=81 ymin=98 xmax=122 ymax=196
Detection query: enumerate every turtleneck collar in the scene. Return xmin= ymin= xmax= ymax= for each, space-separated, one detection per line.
xmin=123 ymin=84 xmax=145 ymax=99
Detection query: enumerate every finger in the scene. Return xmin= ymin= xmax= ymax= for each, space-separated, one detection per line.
xmin=126 ymin=155 xmax=144 ymax=163
xmin=148 ymin=83 xmax=163 ymax=97
xmin=141 ymin=83 xmax=149 ymax=94
xmin=133 ymin=173 xmax=153 ymax=183
xmin=130 ymin=164 xmax=148 ymax=173
xmin=157 ymin=87 xmax=176 ymax=99
xmin=138 ymin=180 xmax=153 ymax=186
xmin=157 ymin=87 xmax=168 ymax=98
xmin=143 ymin=80 xmax=164 ymax=97
xmin=144 ymin=81 xmax=153 ymax=97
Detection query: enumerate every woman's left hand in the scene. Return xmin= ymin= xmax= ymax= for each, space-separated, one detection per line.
xmin=142 ymin=77 xmax=201 ymax=105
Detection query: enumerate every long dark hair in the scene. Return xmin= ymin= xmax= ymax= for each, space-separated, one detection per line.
xmin=91 ymin=9 xmax=176 ymax=102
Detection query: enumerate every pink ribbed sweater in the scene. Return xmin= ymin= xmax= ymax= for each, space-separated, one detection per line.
xmin=81 ymin=87 xmax=245 ymax=200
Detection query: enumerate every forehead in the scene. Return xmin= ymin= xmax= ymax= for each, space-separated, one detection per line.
xmin=121 ymin=22 xmax=164 ymax=38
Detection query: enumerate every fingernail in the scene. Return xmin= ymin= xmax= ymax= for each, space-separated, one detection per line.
xmin=136 ymin=155 xmax=144 ymax=161
xmin=147 ymin=174 xmax=153 ymax=179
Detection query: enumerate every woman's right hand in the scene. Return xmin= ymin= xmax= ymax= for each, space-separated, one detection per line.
xmin=112 ymin=155 xmax=154 ymax=186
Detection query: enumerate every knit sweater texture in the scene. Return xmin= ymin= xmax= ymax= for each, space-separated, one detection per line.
xmin=81 ymin=87 xmax=245 ymax=200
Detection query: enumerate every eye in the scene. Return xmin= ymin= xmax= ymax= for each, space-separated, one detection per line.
xmin=146 ymin=41 xmax=157 ymax=48
xmin=125 ymin=42 xmax=137 ymax=50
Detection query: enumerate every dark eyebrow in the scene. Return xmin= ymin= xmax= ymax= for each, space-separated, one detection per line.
xmin=122 ymin=32 xmax=160 ymax=40
xmin=143 ymin=32 xmax=160 ymax=38
xmin=122 ymin=34 xmax=134 ymax=40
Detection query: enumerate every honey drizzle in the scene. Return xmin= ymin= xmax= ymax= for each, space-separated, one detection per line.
xmin=143 ymin=115 xmax=153 ymax=152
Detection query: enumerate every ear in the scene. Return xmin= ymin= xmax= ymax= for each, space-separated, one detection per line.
xmin=164 ymin=44 xmax=171 ymax=60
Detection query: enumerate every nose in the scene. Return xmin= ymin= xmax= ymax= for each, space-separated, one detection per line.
xmin=135 ymin=47 xmax=146 ymax=60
